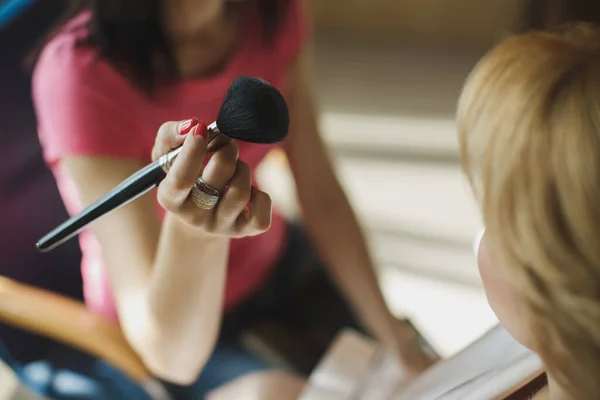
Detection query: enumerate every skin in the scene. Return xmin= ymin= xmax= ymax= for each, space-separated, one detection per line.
xmin=476 ymin=231 xmax=563 ymax=400
xmin=284 ymin=44 xmax=435 ymax=373
xmin=217 ymin=229 xmax=568 ymax=398
xmin=63 ymin=123 xmax=272 ymax=384
xmin=60 ymin=0 xmax=433 ymax=387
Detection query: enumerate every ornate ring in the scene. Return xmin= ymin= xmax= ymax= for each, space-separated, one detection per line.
xmin=190 ymin=178 xmax=221 ymax=209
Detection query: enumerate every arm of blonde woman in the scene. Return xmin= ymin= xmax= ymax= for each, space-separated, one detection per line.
xmin=60 ymin=121 xmax=272 ymax=384
xmin=283 ymin=48 xmax=437 ymax=376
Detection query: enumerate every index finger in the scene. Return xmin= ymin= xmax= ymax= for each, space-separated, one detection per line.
xmin=161 ymin=123 xmax=209 ymax=199
xmin=151 ymin=119 xmax=198 ymax=162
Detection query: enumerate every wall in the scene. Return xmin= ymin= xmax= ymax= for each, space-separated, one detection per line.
xmin=310 ymin=0 xmax=524 ymax=49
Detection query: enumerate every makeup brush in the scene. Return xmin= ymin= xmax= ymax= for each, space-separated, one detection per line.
xmin=36 ymin=76 xmax=289 ymax=253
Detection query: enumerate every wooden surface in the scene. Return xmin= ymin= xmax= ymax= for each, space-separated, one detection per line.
xmin=0 ymin=276 xmax=149 ymax=383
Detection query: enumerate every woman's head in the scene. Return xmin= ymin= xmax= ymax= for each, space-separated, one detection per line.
xmin=458 ymin=23 xmax=600 ymax=395
xmin=59 ymin=0 xmax=289 ymax=90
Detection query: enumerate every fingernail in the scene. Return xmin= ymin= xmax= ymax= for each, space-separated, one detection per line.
xmin=192 ymin=123 xmax=208 ymax=139
xmin=179 ymin=118 xmax=199 ymax=135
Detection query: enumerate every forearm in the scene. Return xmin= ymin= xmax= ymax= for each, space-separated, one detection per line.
xmin=63 ymin=125 xmax=267 ymax=384
xmin=283 ymin=45 xmax=409 ymax=356
xmin=129 ymin=214 xmax=229 ymax=384
xmin=300 ymin=187 xmax=399 ymax=346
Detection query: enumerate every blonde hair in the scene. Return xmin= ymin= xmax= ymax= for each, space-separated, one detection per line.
xmin=458 ymin=23 xmax=600 ymax=397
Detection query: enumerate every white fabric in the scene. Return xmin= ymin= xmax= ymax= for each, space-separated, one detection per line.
xmin=300 ymin=325 xmax=543 ymax=400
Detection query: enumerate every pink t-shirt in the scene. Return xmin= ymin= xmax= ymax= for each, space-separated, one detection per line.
xmin=32 ymin=1 xmax=306 ymax=320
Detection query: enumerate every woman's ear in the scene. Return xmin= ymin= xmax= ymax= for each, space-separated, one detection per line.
xmin=473 ymin=228 xmax=486 ymax=257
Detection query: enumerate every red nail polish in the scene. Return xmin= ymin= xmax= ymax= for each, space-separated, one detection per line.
xmin=179 ymin=118 xmax=199 ymax=135
xmin=193 ymin=123 xmax=208 ymax=139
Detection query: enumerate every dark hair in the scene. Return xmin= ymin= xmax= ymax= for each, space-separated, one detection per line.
xmin=44 ymin=0 xmax=289 ymax=92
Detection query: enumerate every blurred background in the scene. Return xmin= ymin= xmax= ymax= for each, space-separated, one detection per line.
xmin=2 ymin=0 xmax=598 ymax=367
xmin=258 ymin=0 xmax=527 ymax=357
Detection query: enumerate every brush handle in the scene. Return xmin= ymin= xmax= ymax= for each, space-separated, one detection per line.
xmin=36 ymin=124 xmax=229 ymax=253
xmin=36 ymin=161 xmax=166 ymax=252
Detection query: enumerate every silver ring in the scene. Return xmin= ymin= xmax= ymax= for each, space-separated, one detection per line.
xmin=191 ymin=178 xmax=221 ymax=209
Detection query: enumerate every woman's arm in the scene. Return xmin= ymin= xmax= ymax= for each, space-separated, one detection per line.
xmin=283 ymin=50 xmax=435 ymax=373
xmin=60 ymin=122 xmax=271 ymax=384
xmin=61 ymin=156 xmax=227 ymax=384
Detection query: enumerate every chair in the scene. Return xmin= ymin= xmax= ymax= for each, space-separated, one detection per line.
xmin=0 ymin=361 xmax=49 ymax=400
xmin=0 ymin=0 xmax=88 ymax=362
xmin=0 ymin=275 xmax=171 ymax=400
xmin=0 ymin=275 xmax=547 ymax=400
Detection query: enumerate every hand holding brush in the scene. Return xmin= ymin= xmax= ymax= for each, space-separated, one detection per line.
xmin=37 ymin=76 xmax=289 ymax=252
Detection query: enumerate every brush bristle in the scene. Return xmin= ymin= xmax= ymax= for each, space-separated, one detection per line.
xmin=216 ymin=76 xmax=290 ymax=144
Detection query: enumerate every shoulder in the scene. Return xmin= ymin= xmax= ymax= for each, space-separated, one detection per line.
xmin=276 ymin=0 xmax=309 ymax=48
xmin=285 ymin=0 xmax=308 ymax=27
xmin=33 ymin=13 xmax=93 ymax=84
xmin=248 ymin=0 xmax=308 ymax=64
xmin=33 ymin=15 xmax=132 ymax=106
xmin=270 ymin=0 xmax=310 ymax=67
xmin=32 ymin=15 xmax=146 ymax=162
